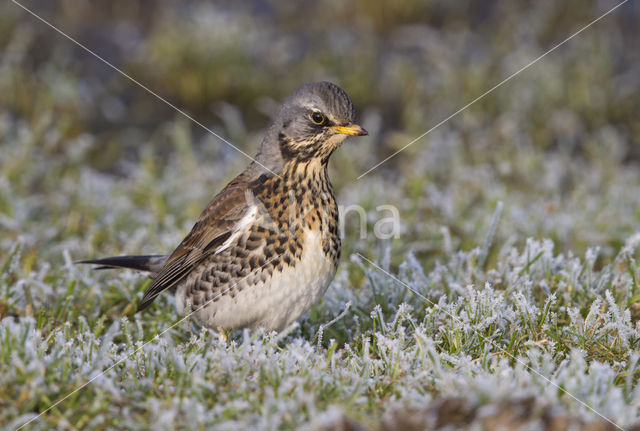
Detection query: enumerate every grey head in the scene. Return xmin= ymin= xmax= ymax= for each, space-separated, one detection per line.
xmin=248 ymin=82 xmax=367 ymax=178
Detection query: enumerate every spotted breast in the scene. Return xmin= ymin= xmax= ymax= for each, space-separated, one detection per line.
xmin=176 ymin=159 xmax=341 ymax=331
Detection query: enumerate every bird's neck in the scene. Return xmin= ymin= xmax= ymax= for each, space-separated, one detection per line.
xmin=281 ymin=158 xmax=329 ymax=185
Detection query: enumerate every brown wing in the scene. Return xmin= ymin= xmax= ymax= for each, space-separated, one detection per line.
xmin=137 ymin=181 xmax=254 ymax=311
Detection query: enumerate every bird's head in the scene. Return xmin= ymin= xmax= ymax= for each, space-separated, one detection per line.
xmin=248 ymin=82 xmax=367 ymax=178
xmin=272 ymin=82 xmax=367 ymax=164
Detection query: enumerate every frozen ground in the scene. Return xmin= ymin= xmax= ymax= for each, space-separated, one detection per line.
xmin=1 ymin=1 xmax=640 ymax=430
xmin=2 ymin=114 xmax=640 ymax=430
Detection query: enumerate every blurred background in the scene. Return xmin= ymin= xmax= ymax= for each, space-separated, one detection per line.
xmin=3 ymin=3 xmax=640 ymax=428
xmin=1 ymin=0 xmax=639 ymax=268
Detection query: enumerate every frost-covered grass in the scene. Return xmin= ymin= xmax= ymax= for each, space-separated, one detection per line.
xmin=2 ymin=235 xmax=640 ymax=430
xmin=2 ymin=129 xmax=640 ymax=429
xmin=2 ymin=1 xmax=640 ymax=430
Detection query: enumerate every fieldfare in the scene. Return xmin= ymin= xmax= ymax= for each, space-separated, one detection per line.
xmin=81 ymin=82 xmax=367 ymax=332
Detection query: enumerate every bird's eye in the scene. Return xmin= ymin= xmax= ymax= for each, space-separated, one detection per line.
xmin=310 ymin=112 xmax=326 ymax=125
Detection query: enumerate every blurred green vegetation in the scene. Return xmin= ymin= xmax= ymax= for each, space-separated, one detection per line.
xmin=2 ymin=1 xmax=638 ymax=162
xmin=1 ymin=0 xmax=639 ymax=263
xmin=2 ymin=2 xmax=640 ymax=429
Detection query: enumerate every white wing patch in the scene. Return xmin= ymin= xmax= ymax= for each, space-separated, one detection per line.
xmin=214 ymin=201 xmax=258 ymax=255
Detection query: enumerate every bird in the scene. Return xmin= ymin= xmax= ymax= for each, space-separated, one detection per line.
xmin=80 ymin=81 xmax=367 ymax=334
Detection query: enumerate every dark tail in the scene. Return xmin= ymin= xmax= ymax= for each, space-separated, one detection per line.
xmin=77 ymin=255 xmax=168 ymax=273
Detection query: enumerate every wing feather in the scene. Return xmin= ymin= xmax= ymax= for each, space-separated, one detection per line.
xmin=137 ymin=183 xmax=256 ymax=311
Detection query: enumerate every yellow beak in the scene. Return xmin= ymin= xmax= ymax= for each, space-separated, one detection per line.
xmin=329 ymin=124 xmax=368 ymax=136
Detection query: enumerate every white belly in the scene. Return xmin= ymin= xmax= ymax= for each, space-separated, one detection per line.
xmin=176 ymin=229 xmax=337 ymax=331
